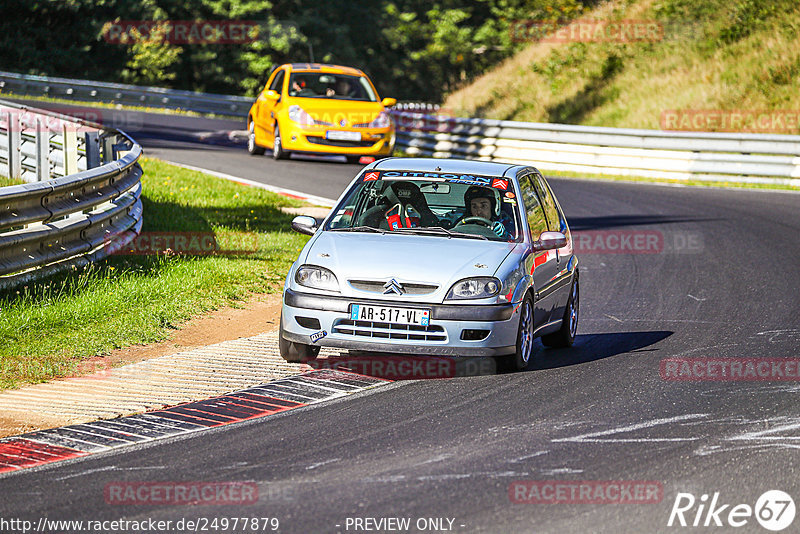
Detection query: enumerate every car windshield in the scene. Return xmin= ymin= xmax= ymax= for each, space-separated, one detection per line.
xmin=288 ymin=72 xmax=377 ymax=102
xmin=326 ymin=173 xmax=523 ymax=242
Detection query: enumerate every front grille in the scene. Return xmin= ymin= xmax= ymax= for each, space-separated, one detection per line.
xmin=333 ymin=319 xmax=447 ymax=342
xmin=348 ymin=280 xmax=439 ymax=295
xmin=306 ymin=136 xmax=376 ymax=148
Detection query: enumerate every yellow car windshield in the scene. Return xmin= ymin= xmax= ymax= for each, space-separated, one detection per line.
xmin=288 ymin=73 xmax=377 ymax=102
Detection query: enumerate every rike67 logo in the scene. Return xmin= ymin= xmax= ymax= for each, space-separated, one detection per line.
xmin=668 ymin=490 xmax=795 ymax=531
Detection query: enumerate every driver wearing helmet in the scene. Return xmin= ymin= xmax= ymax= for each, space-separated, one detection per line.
xmin=460 ymin=186 xmax=513 ymax=239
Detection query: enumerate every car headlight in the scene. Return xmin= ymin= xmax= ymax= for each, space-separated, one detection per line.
xmin=288 ymin=105 xmax=314 ymax=126
xmin=445 ymin=277 xmax=501 ymax=300
xmin=295 ymin=265 xmax=340 ymax=292
xmin=366 ymin=111 xmax=391 ymax=128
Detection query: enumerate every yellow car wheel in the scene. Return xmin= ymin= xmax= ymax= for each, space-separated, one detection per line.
xmin=272 ymin=124 xmax=289 ymax=160
xmin=247 ymin=121 xmax=265 ymax=156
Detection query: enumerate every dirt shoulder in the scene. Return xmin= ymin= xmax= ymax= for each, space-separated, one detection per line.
xmin=92 ymin=292 xmax=283 ymax=368
xmin=0 ymin=292 xmax=284 ymax=438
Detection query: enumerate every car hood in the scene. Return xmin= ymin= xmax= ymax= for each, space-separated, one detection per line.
xmin=298 ymin=232 xmax=517 ymax=302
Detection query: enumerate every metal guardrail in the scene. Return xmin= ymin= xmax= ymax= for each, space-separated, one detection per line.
xmin=3 ymin=71 xmax=798 ymax=185
xmin=389 ymin=111 xmax=800 ymax=186
xmin=0 ymin=70 xmax=252 ymax=117
xmin=0 ymin=99 xmax=143 ymax=289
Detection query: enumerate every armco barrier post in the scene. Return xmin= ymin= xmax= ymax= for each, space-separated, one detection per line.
xmin=7 ymin=111 xmax=21 ymax=179
xmin=35 ymin=118 xmax=49 ymax=181
xmin=62 ymin=124 xmax=78 ymax=176
xmin=85 ymin=131 xmax=101 ymax=169
xmin=102 ymin=135 xmax=117 ymax=163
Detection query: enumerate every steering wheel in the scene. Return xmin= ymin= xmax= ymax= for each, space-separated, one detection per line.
xmin=455 ymin=216 xmax=493 ymax=228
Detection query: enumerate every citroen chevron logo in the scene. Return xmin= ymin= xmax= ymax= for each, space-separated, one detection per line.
xmin=383 ymin=279 xmax=404 ymax=295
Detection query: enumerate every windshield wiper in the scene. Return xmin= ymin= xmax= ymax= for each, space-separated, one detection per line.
xmin=392 ymin=226 xmax=454 ymax=237
xmin=330 ymin=226 xmax=386 ymax=234
xmin=393 ymin=227 xmax=489 ymax=240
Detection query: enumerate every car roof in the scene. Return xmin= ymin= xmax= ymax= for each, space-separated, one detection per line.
xmin=286 ymin=63 xmax=364 ymax=76
xmin=372 ymin=157 xmax=526 ymax=178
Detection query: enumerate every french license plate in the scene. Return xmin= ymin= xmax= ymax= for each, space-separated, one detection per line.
xmin=350 ymin=304 xmax=430 ymax=326
xmin=326 ymin=130 xmax=361 ymax=141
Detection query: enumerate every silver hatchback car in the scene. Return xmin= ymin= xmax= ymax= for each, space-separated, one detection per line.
xmin=280 ymin=158 xmax=579 ymax=371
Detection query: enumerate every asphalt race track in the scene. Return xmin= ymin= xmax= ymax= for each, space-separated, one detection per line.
xmin=2 ymin=101 xmax=799 ymax=533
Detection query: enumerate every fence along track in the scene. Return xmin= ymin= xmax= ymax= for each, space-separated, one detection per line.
xmin=0 ymin=99 xmax=143 ymax=290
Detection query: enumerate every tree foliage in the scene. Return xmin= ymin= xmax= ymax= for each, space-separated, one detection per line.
xmin=0 ymin=0 xmax=596 ymax=102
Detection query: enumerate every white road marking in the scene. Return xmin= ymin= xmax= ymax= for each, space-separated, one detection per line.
xmin=540 ymin=468 xmax=584 ymax=475
xmin=306 ymin=458 xmax=340 ymax=470
xmin=552 ymin=413 xmax=708 ymax=443
xmin=417 ymin=454 xmax=453 ymax=465
xmin=755 ymin=329 xmax=800 ymax=343
xmin=507 ymin=451 xmax=549 ymax=463
xmin=54 ymin=466 xmax=117 ymax=481
xmin=728 ymin=419 xmax=800 ymax=441
xmin=162 ymin=161 xmax=337 ymax=206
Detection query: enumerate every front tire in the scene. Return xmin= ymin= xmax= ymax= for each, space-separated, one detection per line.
xmin=272 ymin=124 xmax=289 ymax=160
xmin=542 ymin=271 xmax=579 ymax=348
xmin=496 ymin=293 xmax=534 ymax=372
xmin=279 ymin=314 xmax=320 ymax=363
xmin=247 ymin=120 xmax=265 ymax=155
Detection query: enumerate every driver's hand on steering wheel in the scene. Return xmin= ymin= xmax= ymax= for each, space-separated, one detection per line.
xmin=491 ymin=221 xmax=505 ymax=237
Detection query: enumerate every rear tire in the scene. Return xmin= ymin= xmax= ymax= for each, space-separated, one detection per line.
xmin=247 ymin=120 xmax=265 ymax=155
xmin=279 ymin=313 xmax=320 ymax=363
xmin=496 ymin=293 xmax=534 ymax=372
xmin=272 ymin=124 xmax=289 ymax=160
xmin=542 ymin=271 xmax=579 ymax=348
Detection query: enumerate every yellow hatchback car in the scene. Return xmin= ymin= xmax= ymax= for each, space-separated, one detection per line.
xmin=247 ymin=63 xmax=397 ymax=163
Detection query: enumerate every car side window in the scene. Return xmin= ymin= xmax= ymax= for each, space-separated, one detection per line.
xmin=269 ymin=69 xmax=285 ymax=93
xmin=534 ymin=173 xmax=563 ymax=232
xmin=542 ymin=177 xmax=568 ymax=233
xmin=520 ymin=175 xmax=548 ymax=240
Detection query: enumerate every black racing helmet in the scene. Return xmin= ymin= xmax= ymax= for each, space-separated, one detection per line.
xmin=464 ymin=185 xmax=498 ymax=217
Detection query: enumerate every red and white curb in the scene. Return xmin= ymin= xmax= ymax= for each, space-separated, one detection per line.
xmin=0 ymin=370 xmax=389 ymax=475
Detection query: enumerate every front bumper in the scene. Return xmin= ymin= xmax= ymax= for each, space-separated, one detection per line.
xmin=282 ymin=289 xmax=519 ymax=357
xmin=281 ymin=123 xmax=394 ymax=156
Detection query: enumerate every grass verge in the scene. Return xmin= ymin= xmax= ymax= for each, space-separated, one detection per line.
xmin=444 ymin=0 xmax=800 ymax=133
xmin=0 ymin=177 xmax=25 ymax=187
xmin=0 ymin=157 xmax=310 ymax=390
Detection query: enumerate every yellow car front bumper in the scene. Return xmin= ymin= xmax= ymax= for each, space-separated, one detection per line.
xmin=280 ymin=122 xmax=395 ymax=156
